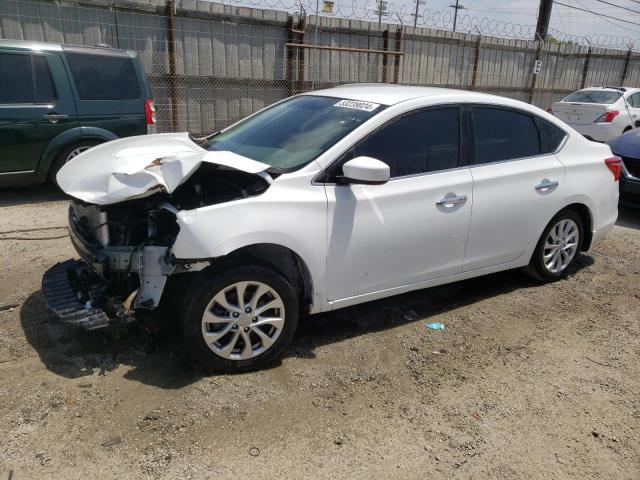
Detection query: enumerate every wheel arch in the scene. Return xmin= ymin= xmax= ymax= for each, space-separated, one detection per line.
xmin=209 ymin=243 xmax=315 ymax=313
xmin=36 ymin=127 xmax=117 ymax=182
xmin=560 ymin=203 xmax=593 ymax=251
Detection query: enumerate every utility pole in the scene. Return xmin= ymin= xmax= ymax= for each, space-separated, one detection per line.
xmin=450 ymin=0 xmax=465 ymax=32
xmin=375 ymin=0 xmax=388 ymax=27
xmin=411 ymin=0 xmax=425 ymax=28
xmin=535 ymin=0 xmax=553 ymax=40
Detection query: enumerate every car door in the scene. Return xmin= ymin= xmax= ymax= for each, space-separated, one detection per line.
xmin=322 ymin=106 xmax=473 ymax=303
xmin=463 ymin=105 xmax=567 ymax=272
xmin=0 ymin=50 xmax=76 ymax=175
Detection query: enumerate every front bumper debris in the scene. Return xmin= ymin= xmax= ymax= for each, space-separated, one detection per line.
xmin=41 ymin=259 xmax=111 ymax=330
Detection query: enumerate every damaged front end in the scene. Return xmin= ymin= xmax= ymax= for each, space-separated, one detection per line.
xmin=42 ymin=133 xmax=273 ymax=329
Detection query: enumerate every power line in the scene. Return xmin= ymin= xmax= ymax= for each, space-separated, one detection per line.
xmin=592 ymin=0 xmax=640 ymax=15
xmin=555 ymin=1 xmax=640 ymax=28
xmin=450 ymin=0 xmax=465 ymax=32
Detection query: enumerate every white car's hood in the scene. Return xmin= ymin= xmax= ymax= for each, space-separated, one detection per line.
xmin=56 ymin=133 xmax=270 ymax=205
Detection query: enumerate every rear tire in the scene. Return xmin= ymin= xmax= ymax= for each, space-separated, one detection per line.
xmin=525 ymin=209 xmax=584 ymax=282
xmin=49 ymin=140 xmax=102 ymax=189
xmin=181 ymin=265 xmax=299 ymax=373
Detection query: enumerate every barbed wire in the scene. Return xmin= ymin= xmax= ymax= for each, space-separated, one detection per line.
xmin=223 ymin=0 xmax=640 ymax=51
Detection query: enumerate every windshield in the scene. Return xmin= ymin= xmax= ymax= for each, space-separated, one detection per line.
xmin=564 ymin=90 xmax=622 ymax=104
xmin=206 ymin=95 xmax=384 ymax=170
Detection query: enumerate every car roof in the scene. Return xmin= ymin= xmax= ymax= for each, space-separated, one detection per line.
xmin=0 ymin=38 xmax=132 ymax=56
xmin=578 ymin=86 xmax=640 ymax=93
xmin=308 ymin=83 xmax=517 ymax=106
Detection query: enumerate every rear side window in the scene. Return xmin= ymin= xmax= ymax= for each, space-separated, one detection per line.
xmin=345 ymin=107 xmax=461 ymax=178
xmin=471 ymin=107 xmax=540 ymax=164
xmin=0 ymin=53 xmax=33 ymax=104
xmin=535 ymin=117 xmax=566 ymax=153
xmin=65 ymin=51 xmax=140 ymax=100
xmin=564 ymin=90 xmax=621 ymax=104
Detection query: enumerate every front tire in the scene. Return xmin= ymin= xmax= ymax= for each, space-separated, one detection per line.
xmin=181 ymin=266 xmax=299 ymax=373
xmin=526 ymin=209 xmax=584 ymax=282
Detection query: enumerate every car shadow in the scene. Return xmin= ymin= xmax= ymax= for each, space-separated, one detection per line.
xmin=617 ymin=205 xmax=640 ymax=230
xmin=20 ymin=255 xmax=594 ymax=388
xmin=0 ymin=184 xmax=66 ymax=208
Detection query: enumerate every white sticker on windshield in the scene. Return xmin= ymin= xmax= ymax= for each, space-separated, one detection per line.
xmin=334 ymin=100 xmax=380 ymax=112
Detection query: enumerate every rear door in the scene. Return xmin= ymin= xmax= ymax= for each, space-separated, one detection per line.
xmin=463 ymin=105 xmax=567 ymax=272
xmin=62 ymin=48 xmax=147 ymax=138
xmin=0 ymin=50 xmax=76 ymax=174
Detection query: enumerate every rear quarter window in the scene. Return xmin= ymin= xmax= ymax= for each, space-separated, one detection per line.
xmin=535 ymin=117 xmax=567 ymax=153
xmin=65 ymin=51 xmax=140 ymax=100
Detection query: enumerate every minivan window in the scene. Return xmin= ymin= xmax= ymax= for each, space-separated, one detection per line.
xmin=206 ymin=95 xmax=384 ymax=171
xmin=345 ymin=107 xmax=460 ymax=178
xmin=33 ymin=56 xmax=55 ymax=104
xmin=564 ymin=90 xmax=622 ymax=104
xmin=472 ymin=107 xmax=540 ymax=164
xmin=0 ymin=53 xmax=33 ymax=104
xmin=65 ymin=51 xmax=141 ymax=100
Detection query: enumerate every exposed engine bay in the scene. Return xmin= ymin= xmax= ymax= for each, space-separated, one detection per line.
xmin=43 ymin=158 xmax=273 ymax=330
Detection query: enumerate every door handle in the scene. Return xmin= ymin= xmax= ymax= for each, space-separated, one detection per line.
xmin=535 ymin=179 xmax=559 ymax=192
xmin=42 ymin=113 xmax=68 ymax=123
xmin=436 ymin=193 xmax=467 ymax=207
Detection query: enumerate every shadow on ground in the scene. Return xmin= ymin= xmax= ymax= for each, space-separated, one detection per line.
xmin=20 ymin=254 xmax=594 ymax=389
xmin=0 ymin=184 xmax=66 ymax=208
xmin=617 ymin=205 xmax=640 ymax=230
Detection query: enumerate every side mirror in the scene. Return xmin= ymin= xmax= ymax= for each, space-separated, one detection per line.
xmin=340 ymin=156 xmax=390 ymax=185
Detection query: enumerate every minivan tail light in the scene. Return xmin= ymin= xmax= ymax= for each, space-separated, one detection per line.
xmin=605 ymin=156 xmax=622 ymax=181
xmin=145 ymin=99 xmax=157 ymax=134
xmin=595 ymin=110 xmax=619 ymax=123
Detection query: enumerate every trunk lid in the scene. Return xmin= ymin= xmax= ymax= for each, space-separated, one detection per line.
xmin=552 ymin=102 xmax=618 ymax=125
xmin=56 ymin=132 xmax=271 ymax=205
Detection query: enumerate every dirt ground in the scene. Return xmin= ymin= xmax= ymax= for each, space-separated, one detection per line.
xmin=0 ymin=185 xmax=639 ymax=480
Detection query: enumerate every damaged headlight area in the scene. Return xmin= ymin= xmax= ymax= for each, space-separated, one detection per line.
xmin=42 ymin=163 xmax=271 ymax=330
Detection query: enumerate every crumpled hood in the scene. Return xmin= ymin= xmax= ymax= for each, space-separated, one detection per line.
xmin=56 ymin=132 xmax=270 ymax=205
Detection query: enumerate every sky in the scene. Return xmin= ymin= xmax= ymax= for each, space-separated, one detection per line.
xmin=290 ymin=0 xmax=640 ymax=43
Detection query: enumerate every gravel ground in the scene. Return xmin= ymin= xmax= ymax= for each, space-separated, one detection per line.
xmin=0 ymin=185 xmax=639 ymax=480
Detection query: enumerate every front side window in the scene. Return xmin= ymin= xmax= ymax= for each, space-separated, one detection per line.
xmin=471 ymin=107 xmax=540 ymax=164
xmin=337 ymin=107 xmax=461 ymax=178
xmin=0 ymin=53 xmax=33 ymax=104
xmin=564 ymin=90 xmax=622 ymax=104
xmin=65 ymin=51 xmax=140 ymax=100
xmin=206 ymin=95 xmax=384 ymax=171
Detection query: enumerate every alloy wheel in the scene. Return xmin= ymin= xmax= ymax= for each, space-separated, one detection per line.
xmin=543 ymin=218 xmax=579 ymax=274
xmin=201 ymin=281 xmax=285 ymax=360
xmin=65 ymin=145 xmax=92 ymax=162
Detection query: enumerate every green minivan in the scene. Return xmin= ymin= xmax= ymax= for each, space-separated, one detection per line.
xmin=0 ymin=40 xmax=156 ymax=187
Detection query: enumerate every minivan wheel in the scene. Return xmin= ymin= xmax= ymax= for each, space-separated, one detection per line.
xmin=50 ymin=140 xmax=101 ymax=188
xmin=526 ymin=209 xmax=584 ymax=282
xmin=181 ymin=266 xmax=299 ymax=373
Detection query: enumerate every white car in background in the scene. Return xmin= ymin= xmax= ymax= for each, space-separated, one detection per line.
xmin=551 ymin=87 xmax=640 ymax=142
xmin=44 ymin=85 xmax=620 ymax=372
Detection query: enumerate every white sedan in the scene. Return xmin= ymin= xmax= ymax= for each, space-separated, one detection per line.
xmin=551 ymin=87 xmax=640 ymax=142
xmin=46 ymin=85 xmax=620 ymax=372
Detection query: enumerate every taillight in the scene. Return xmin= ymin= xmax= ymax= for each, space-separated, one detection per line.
xmin=605 ymin=156 xmax=622 ymax=181
xmin=595 ymin=110 xmax=620 ymax=123
xmin=145 ymin=99 xmax=157 ymax=134
xmin=546 ymin=106 xmax=553 ymax=114
xmin=144 ymin=99 xmax=156 ymax=124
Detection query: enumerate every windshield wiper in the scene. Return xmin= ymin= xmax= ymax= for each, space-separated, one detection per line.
xmin=189 ymin=130 xmax=220 ymax=148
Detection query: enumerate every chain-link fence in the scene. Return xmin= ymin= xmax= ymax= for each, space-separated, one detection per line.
xmin=3 ymin=0 xmax=640 ymax=134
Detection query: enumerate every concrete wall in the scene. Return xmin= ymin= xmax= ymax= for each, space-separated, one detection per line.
xmin=2 ymin=0 xmax=639 ymax=133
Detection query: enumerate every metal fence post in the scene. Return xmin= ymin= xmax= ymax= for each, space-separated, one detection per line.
xmin=621 ymin=48 xmax=633 ymax=86
xmin=166 ymin=0 xmax=179 ymax=132
xmin=580 ymin=47 xmax=592 ymax=90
